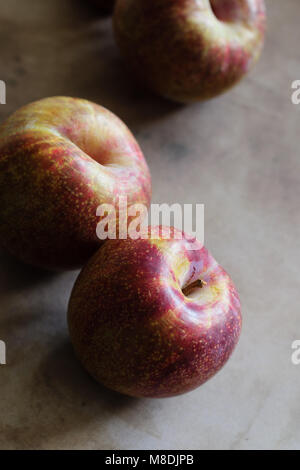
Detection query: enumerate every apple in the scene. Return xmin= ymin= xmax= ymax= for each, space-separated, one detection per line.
xmin=0 ymin=96 xmax=151 ymax=270
xmin=114 ymin=0 xmax=266 ymax=103
xmin=90 ymin=0 xmax=115 ymax=14
xmin=68 ymin=226 xmax=242 ymax=398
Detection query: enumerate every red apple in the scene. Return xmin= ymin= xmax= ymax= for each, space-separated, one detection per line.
xmin=114 ymin=0 xmax=266 ymax=103
xmin=0 ymin=97 xmax=151 ymax=270
xmin=68 ymin=226 xmax=242 ymax=398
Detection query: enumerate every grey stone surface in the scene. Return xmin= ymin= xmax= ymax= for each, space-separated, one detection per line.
xmin=0 ymin=0 xmax=299 ymax=450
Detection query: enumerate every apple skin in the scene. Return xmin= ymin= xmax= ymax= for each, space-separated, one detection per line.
xmin=68 ymin=226 xmax=242 ymax=398
xmin=114 ymin=0 xmax=266 ymax=103
xmin=0 ymin=97 xmax=151 ymax=270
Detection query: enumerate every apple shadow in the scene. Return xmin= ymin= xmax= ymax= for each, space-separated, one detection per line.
xmin=41 ymin=0 xmax=183 ymax=132
xmin=70 ymin=0 xmax=114 ymax=18
xmin=61 ymin=24 xmax=181 ymax=131
xmin=2 ymin=0 xmax=187 ymax=141
xmin=0 ymin=249 xmax=58 ymax=295
xmin=0 ymin=276 xmax=142 ymax=450
xmin=14 ymin=339 xmax=139 ymax=449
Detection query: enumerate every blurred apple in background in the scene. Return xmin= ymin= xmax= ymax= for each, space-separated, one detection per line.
xmin=114 ymin=0 xmax=266 ymax=103
xmin=0 ymin=97 xmax=151 ymax=270
xmin=68 ymin=227 xmax=242 ymax=398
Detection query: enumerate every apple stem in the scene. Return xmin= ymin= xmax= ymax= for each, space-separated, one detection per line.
xmin=182 ymin=279 xmax=207 ymax=297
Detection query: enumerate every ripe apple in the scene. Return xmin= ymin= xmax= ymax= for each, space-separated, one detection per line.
xmin=0 ymin=97 xmax=151 ymax=270
xmin=68 ymin=226 xmax=242 ymax=398
xmin=90 ymin=0 xmax=115 ymax=14
xmin=114 ymin=0 xmax=266 ymax=103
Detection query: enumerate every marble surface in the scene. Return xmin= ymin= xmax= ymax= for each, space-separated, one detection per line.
xmin=0 ymin=0 xmax=300 ymax=450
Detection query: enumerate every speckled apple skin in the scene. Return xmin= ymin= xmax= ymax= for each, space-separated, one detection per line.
xmin=68 ymin=227 xmax=242 ymax=398
xmin=114 ymin=0 xmax=266 ymax=103
xmin=0 ymin=97 xmax=151 ymax=270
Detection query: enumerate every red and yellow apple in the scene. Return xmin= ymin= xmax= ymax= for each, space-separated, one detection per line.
xmin=68 ymin=227 xmax=242 ymax=398
xmin=0 ymin=97 xmax=151 ymax=270
xmin=114 ymin=0 xmax=266 ymax=103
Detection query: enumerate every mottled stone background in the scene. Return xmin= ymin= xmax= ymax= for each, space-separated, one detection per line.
xmin=0 ymin=0 xmax=299 ymax=450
